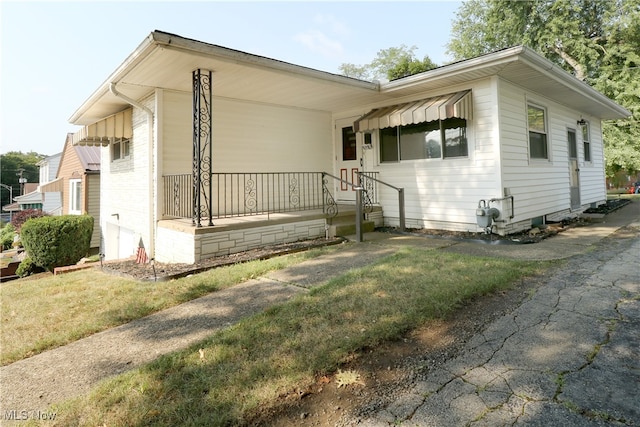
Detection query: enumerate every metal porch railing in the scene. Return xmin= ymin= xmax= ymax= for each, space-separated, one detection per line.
xmin=163 ymin=172 xmax=325 ymax=220
xmin=162 ymin=171 xmax=404 ymax=230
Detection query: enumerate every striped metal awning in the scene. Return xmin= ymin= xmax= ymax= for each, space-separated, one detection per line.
xmin=354 ymin=90 xmax=472 ymax=132
xmin=71 ymin=108 xmax=133 ymax=146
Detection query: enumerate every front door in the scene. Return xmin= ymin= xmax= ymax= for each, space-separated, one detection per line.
xmin=568 ymin=128 xmax=581 ymax=210
xmin=335 ymin=119 xmax=360 ymax=202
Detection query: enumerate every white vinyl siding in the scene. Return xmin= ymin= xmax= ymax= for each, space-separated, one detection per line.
xmin=161 ymin=90 xmax=333 ymax=175
xmin=338 ymin=79 xmax=499 ymax=232
xmin=498 ymin=79 xmax=605 ymax=222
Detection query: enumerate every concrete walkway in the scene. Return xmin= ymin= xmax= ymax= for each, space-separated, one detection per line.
xmin=1 ymin=201 xmax=638 ymax=425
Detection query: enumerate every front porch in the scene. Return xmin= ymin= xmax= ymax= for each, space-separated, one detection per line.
xmin=157 ymin=170 xmax=396 ymax=263
xmin=156 ymin=205 xmax=383 ymax=264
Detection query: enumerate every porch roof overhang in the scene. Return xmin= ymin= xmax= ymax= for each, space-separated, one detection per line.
xmin=354 ymin=90 xmax=472 ymax=132
xmin=71 ymin=108 xmax=133 ymax=146
xmin=68 ymin=34 xmax=630 ymax=128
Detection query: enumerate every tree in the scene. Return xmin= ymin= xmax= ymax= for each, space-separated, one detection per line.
xmin=0 ymin=151 xmax=46 ymax=207
xmin=446 ymin=0 xmax=640 ymax=177
xmin=339 ymin=45 xmax=437 ymax=81
xmin=387 ymin=55 xmax=438 ymax=81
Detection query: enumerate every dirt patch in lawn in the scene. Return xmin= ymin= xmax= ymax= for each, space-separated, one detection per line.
xmin=244 ymin=273 xmax=544 ymax=426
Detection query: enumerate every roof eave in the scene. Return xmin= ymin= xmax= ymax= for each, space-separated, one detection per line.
xmin=381 ymin=46 xmax=630 ymax=120
xmin=151 ymin=31 xmax=378 ymax=91
xmin=68 ymin=32 xmax=158 ymax=124
xmin=69 ymin=31 xmax=379 ymax=125
xmin=517 ymin=47 xmax=630 ymax=119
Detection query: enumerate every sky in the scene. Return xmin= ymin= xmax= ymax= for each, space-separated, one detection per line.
xmin=0 ymin=0 xmax=462 ymax=156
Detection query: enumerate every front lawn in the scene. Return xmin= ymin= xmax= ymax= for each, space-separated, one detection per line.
xmin=42 ymin=247 xmax=550 ymax=426
xmin=0 ymin=246 xmax=337 ymax=366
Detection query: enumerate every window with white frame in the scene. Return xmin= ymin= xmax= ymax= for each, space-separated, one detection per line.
xmin=527 ymin=104 xmax=548 ymax=159
xmin=112 ymin=139 xmax=130 ymax=161
xmin=69 ymin=179 xmax=82 ymax=214
xmin=379 ymin=118 xmax=468 ymax=163
xmin=581 ymin=122 xmax=591 ymax=162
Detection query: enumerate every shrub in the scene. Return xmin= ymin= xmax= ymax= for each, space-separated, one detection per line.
xmin=11 ymin=209 xmax=49 ymax=233
xmin=16 ymin=256 xmax=45 ymax=278
xmin=0 ymin=223 xmax=15 ymax=250
xmin=21 ymin=215 xmax=94 ymax=271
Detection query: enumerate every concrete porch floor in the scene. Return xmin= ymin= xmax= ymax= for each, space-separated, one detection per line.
xmin=158 ymin=204 xmax=378 ymax=234
xmin=155 ymin=205 xmax=381 ymax=263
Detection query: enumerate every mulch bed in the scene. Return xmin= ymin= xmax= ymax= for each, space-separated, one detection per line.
xmin=99 ymin=237 xmax=345 ymax=282
xmin=583 ymin=197 xmax=631 ymax=214
xmin=96 ymin=199 xmax=633 ymax=282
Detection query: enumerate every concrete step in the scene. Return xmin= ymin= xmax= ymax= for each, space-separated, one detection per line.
xmin=327 ymin=219 xmax=376 ymax=238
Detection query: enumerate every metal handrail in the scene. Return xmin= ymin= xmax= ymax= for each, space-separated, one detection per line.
xmin=357 ymin=172 xmax=405 ymax=231
xmin=321 ymin=172 xmax=360 ymax=190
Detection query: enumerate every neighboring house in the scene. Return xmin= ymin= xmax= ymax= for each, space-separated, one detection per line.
xmin=39 ymin=135 xmax=101 ymax=252
xmin=67 ymin=31 xmax=630 ymax=263
xmin=37 ymin=153 xmax=63 ymax=215
xmin=5 ymin=183 xmax=41 ymax=212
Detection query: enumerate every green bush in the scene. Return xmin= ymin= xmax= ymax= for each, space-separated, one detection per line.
xmin=21 ymin=215 xmax=94 ymax=271
xmin=16 ymin=256 xmax=44 ymax=278
xmin=0 ymin=223 xmax=15 ymax=250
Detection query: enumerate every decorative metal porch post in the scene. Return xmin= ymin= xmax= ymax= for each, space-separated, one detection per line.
xmin=192 ymin=69 xmax=213 ymax=227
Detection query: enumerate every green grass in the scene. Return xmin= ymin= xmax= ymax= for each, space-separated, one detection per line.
xmin=43 ymin=247 xmax=550 ymax=426
xmin=0 ymin=246 xmax=337 ymax=366
xmin=607 ymin=192 xmax=640 ymax=200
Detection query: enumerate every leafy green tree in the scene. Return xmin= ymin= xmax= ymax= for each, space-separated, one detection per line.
xmin=446 ymin=0 xmax=640 ymax=176
xmin=339 ymin=45 xmax=437 ymax=81
xmin=0 ymin=151 xmax=46 ymax=206
xmin=387 ymin=55 xmax=438 ymax=81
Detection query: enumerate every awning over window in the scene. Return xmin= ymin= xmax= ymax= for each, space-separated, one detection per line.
xmin=71 ymin=108 xmax=133 ymax=146
xmin=354 ymin=90 xmax=472 ymax=133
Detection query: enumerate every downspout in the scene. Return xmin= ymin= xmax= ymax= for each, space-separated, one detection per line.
xmin=109 ymin=82 xmax=156 ymax=260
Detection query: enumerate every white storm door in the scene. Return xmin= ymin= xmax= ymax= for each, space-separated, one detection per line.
xmin=335 ymin=121 xmax=360 ymax=202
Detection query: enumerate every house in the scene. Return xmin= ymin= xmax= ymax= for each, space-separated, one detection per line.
xmin=4 ymin=183 xmax=41 ymax=213
xmin=39 ymin=135 xmax=101 ymax=252
xmin=37 ymin=153 xmax=63 ymax=215
xmin=2 ymin=153 xmax=62 ymax=217
xmin=67 ymin=31 xmax=630 ymax=263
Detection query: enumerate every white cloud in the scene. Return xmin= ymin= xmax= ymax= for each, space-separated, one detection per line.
xmin=293 ymin=14 xmax=351 ymax=60
xmin=313 ymin=13 xmax=350 ymax=37
xmin=294 ymin=29 xmax=345 ymax=59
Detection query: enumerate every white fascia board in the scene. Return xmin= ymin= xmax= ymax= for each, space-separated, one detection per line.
xmin=68 ymin=33 xmax=159 ymax=124
xmin=517 ymin=47 xmax=631 ymax=119
xmin=151 ymin=31 xmax=379 ymax=91
xmin=68 ymin=31 xmax=379 ymax=125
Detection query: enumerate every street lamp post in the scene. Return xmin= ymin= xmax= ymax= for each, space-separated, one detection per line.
xmin=0 ymin=183 xmax=14 ymax=223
